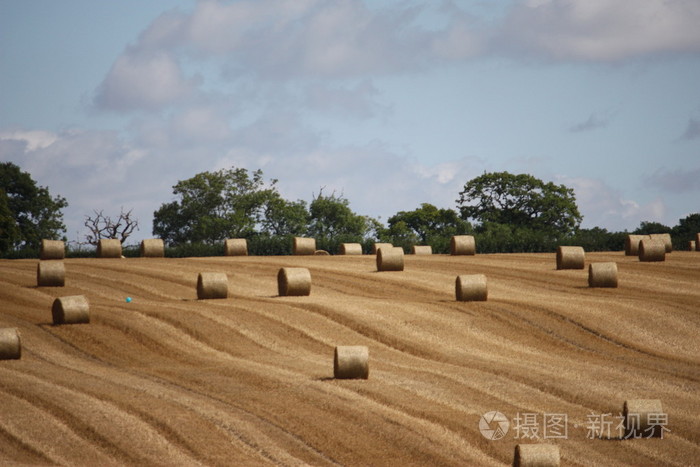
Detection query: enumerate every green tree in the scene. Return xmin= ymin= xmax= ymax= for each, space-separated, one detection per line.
xmin=0 ymin=162 xmax=68 ymax=254
xmin=456 ymin=171 xmax=582 ymax=236
xmin=153 ymin=167 xmax=280 ymax=245
xmin=671 ymin=213 xmax=700 ymax=248
xmin=388 ymin=203 xmax=471 ymax=243
xmin=307 ymin=191 xmax=374 ymax=240
xmin=261 ymin=197 xmax=309 ymax=236
xmin=633 ymin=221 xmax=672 ymax=235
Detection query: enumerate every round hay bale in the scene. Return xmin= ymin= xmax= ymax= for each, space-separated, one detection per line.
xmin=224 ymin=238 xmax=248 ymax=256
xmin=450 ymin=235 xmax=476 ymax=255
xmin=40 ymin=239 xmax=65 ymax=260
xmin=334 ymin=345 xmax=369 ymax=379
xmin=37 ymin=261 xmax=65 ymax=287
xmin=411 ymin=245 xmax=433 ymax=255
xmin=97 ymin=239 xmax=122 ymax=258
xmin=556 ymin=246 xmax=585 ymax=270
xmin=649 ymin=233 xmax=672 ymax=253
xmin=625 ymin=234 xmax=648 ymax=256
xmin=376 ymin=247 xmax=404 ymax=272
xmin=513 ymin=444 xmax=560 ymax=467
xmin=314 ymin=250 xmax=330 ymax=256
xmin=52 ymin=295 xmax=90 ymax=325
xmin=293 ymin=237 xmax=316 ymax=255
xmin=455 ymin=274 xmax=488 ymax=301
xmin=0 ymin=328 xmax=21 ymax=360
xmin=277 ymin=268 xmax=311 ymax=296
xmin=140 ymin=238 xmax=165 ymax=257
xmin=371 ymin=242 xmax=393 ymax=254
xmin=197 ymin=272 xmax=228 ymax=299
xmin=588 ymin=262 xmax=618 ymax=288
xmin=696 ymin=233 xmax=700 ymax=250
xmin=638 ymin=239 xmax=665 ymax=262
xmin=690 ymin=240 xmax=696 ymax=251
xmin=340 ymin=243 xmax=363 ymax=255
xmin=624 ymin=399 xmax=664 ymax=438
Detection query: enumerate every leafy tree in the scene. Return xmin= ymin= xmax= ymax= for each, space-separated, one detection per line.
xmin=388 ymin=203 xmax=471 ymax=243
xmin=260 ymin=197 xmax=309 ymax=236
xmin=153 ymin=167 xmax=279 ymax=245
xmin=633 ymin=221 xmax=672 ymax=235
xmin=307 ymin=190 xmax=375 ymax=240
xmin=456 ymin=172 xmax=581 ymax=236
xmin=671 ymin=213 xmax=700 ymax=248
xmin=0 ymin=162 xmax=67 ymax=254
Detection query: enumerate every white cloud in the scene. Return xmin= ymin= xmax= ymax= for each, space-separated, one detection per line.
xmin=645 ymin=167 xmax=700 ymax=193
xmin=0 ymin=130 xmax=58 ymax=151
xmin=557 ymin=175 xmax=667 ymax=230
xmin=94 ymin=50 xmax=198 ymax=111
xmin=495 ymin=0 xmax=700 ymax=61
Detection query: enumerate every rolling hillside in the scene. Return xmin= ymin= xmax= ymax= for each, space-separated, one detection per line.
xmin=1 ymin=252 xmax=699 ymax=466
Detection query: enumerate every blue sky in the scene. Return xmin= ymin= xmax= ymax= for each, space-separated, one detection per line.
xmin=2 ymin=0 xmax=699 ymax=244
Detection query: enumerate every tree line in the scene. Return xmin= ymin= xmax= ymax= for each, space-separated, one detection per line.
xmin=2 ymin=161 xmax=699 ymax=257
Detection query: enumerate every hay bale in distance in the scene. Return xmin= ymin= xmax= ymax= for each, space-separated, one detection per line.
xmin=37 ymin=261 xmax=65 ymax=287
xmin=224 ymin=238 xmax=248 ymax=256
xmin=140 ymin=238 xmax=165 ymax=257
xmin=376 ymin=247 xmax=404 ymax=272
xmin=624 ymin=399 xmax=664 ymax=438
xmin=625 ymin=234 xmax=648 ymax=256
xmin=371 ymin=243 xmax=393 ymax=254
xmin=696 ymin=232 xmax=700 ymax=250
xmin=690 ymin=240 xmax=696 ymax=251
xmin=293 ymin=237 xmax=316 ymax=255
xmin=638 ymin=239 xmax=666 ymax=262
xmin=314 ymin=250 xmax=330 ymax=256
xmin=278 ymin=267 xmax=311 ymax=296
xmin=40 ymin=239 xmax=65 ymax=260
xmin=97 ymin=239 xmax=122 ymax=258
xmin=588 ymin=262 xmax=618 ymax=288
xmin=411 ymin=245 xmax=432 ymax=255
xmin=340 ymin=243 xmax=363 ymax=255
xmin=450 ymin=235 xmax=476 ymax=255
xmin=0 ymin=328 xmax=21 ymax=360
xmin=52 ymin=295 xmax=90 ymax=325
xmin=455 ymin=274 xmax=488 ymax=301
xmin=334 ymin=345 xmax=369 ymax=379
xmin=197 ymin=272 xmax=228 ymax=299
xmin=556 ymin=246 xmax=585 ymax=270
xmin=649 ymin=233 xmax=672 ymax=253
xmin=513 ymin=444 xmax=560 ymax=467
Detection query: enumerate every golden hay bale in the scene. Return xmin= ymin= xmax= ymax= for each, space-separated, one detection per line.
xmin=277 ymin=267 xmax=311 ymax=296
xmin=97 ymin=239 xmax=122 ymax=258
xmin=0 ymin=328 xmax=21 ymax=360
xmin=690 ymin=241 xmax=697 ymax=251
xmin=376 ymin=247 xmax=404 ymax=272
xmin=696 ymin=233 xmax=700 ymax=250
xmin=340 ymin=243 xmax=363 ymax=255
xmin=625 ymin=234 xmax=648 ymax=256
xmin=638 ymin=239 xmax=666 ymax=262
xmin=371 ymin=242 xmax=393 ymax=254
xmin=556 ymin=246 xmax=585 ymax=270
xmin=52 ymin=295 xmax=90 ymax=325
xmin=455 ymin=274 xmax=488 ymax=301
xmin=649 ymin=233 xmax=672 ymax=253
xmin=411 ymin=245 xmax=433 ymax=255
xmin=224 ymin=238 xmax=248 ymax=256
xmin=513 ymin=444 xmax=560 ymax=467
xmin=624 ymin=399 xmax=664 ymax=438
xmin=197 ymin=272 xmax=228 ymax=299
xmin=40 ymin=239 xmax=65 ymax=260
xmin=293 ymin=237 xmax=316 ymax=255
xmin=588 ymin=262 xmax=618 ymax=288
xmin=314 ymin=250 xmax=330 ymax=256
xmin=450 ymin=235 xmax=476 ymax=255
xmin=140 ymin=238 xmax=165 ymax=257
xmin=334 ymin=345 xmax=369 ymax=379
xmin=37 ymin=261 xmax=65 ymax=287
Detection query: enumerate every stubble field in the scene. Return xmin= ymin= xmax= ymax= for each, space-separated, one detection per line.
xmin=1 ymin=251 xmax=698 ymax=466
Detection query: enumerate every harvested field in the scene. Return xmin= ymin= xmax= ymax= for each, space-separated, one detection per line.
xmin=0 ymin=252 xmax=698 ymax=466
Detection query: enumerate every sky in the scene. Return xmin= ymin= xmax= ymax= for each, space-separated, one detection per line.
xmin=2 ymin=0 xmax=700 ymax=244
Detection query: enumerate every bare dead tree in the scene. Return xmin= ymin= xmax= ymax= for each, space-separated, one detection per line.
xmin=84 ymin=207 xmax=139 ymax=245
